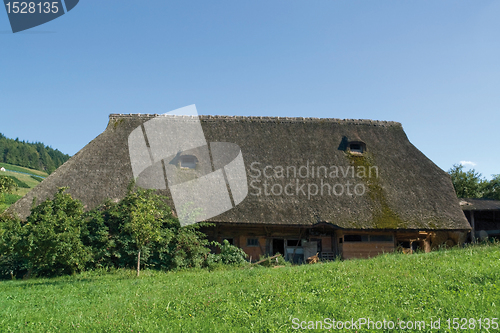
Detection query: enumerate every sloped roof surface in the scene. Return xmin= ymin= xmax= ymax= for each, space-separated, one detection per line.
xmin=460 ymin=198 xmax=500 ymax=211
xmin=7 ymin=114 xmax=470 ymax=230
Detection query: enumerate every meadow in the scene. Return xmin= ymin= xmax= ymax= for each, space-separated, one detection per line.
xmin=0 ymin=243 xmax=498 ymax=332
xmin=0 ymin=163 xmax=48 ymax=178
xmin=0 ymin=163 xmax=47 ymax=212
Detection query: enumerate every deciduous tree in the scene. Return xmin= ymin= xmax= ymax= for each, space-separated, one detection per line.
xmin=448 ymin=164 xmax=486 ymax=198
xmin=483 ymin=174 xmax=500 ymax=200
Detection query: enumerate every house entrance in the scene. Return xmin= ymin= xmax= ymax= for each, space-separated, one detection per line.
xmin=272 ymin=238 xmax=285 ymax=256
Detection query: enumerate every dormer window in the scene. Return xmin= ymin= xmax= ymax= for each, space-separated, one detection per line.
xmin=350 ymin=143 xmax=362 ymax=153
xmin=338 ymin=136 xmax=367 ymax=154
xmin=179 ymin=155 xmax=197 ymax=169
xmin=349 ymin=141 xmax=366 ymax=154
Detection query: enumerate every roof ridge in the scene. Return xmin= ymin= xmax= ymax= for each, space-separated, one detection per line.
xmin=108 ymin=114 xmax=402 ymax=127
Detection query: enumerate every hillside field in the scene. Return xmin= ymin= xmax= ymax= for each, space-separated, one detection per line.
xmin=0 ymin=163 xmax=48 ymax=212
xmin=0 ymin=243 xmax=498 ymax=332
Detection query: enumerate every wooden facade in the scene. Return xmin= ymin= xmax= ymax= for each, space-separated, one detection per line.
xmin=203 ymin=224 xmax=441 ymax=261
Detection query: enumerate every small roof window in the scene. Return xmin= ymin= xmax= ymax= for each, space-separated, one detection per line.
xmin=338 ymin=136 xmax=366 ymax=154
xmin=349 ymin=143 xmax=363 ymax=153
xmin=179 ymin=155 xmax=197 ymax=169
xmin=348 ymin=141 xmax=366 ymax=154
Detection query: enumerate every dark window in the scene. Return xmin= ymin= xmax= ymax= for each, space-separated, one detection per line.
xmin=180 ymin=155 xmax=197 ymax=169
xmin=246 ymin=238 xmax=259 ymax=247
xmin=287 ymin=239 xmax=302 ymax=247
xmin=344 ymin=235 xmax=369 ymax=242
xmin=344 ymin=235 xmax=361 ymax=242
xmin=223 ymin=238 xmax=234 ymax=245
xmin=349 ymin=143 xmax=363 ymax=153
xmin=370 ymin=235 xmax=393 ymax=242
xmin=399 ymin=241 xmax=411 ymax=248
xmin=272 ymin=238 xmax=285 ymax=256
xmin=398 ymin=241 xmax=420 ymax=251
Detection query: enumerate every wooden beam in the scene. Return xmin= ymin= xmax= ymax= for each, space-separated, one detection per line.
xmin=251 ymin=254 xmax=282 ymax=265
xmin=290 ymin=228 xmax=305 ymax=261
xmin=471 ymin=211 xmax=476 ymax=243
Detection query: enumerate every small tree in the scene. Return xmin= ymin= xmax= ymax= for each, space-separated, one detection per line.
xmin=81 ymin=185 xmax=213 ymax=273
xmin=121 ymin=186 xmax=173 ymax=276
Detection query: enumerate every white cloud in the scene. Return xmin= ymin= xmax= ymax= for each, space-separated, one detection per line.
xmin=460 ymin=161 xmax=477 ymax=167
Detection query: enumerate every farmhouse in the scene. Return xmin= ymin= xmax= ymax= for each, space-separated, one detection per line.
xmin=460 ymin=198 xmax=500 ymax=242
xmin=7 ymin=114 xmax=470 ymax=261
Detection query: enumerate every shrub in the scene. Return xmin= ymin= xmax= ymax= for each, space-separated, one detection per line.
xmin=82 ymin=184 xmax=213 ymax=273
xmin=0 ymin=214 xmax=28 ymax=279
xmin=17 ymin=188 xmax=91 ymax=277
xmin=1 ymin=183 xmax=242 ymax=279
xmin=206 ymin=239 xmax=248 ymax=268
xmin=168 ymin=223 xmax=212 ymax=270
xmin=82 ymin=193 xmax=176 ymax=272
xmin=0 ymin=176 xmax=18 ymax=204
xmin=2 ymin=193 xmax=22 ymax=205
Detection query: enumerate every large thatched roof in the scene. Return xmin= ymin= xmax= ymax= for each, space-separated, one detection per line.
xmin=7 ymin=114 xmax=470 ymax=230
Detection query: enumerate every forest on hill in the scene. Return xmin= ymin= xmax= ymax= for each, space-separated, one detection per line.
xmin=0 ymin=133 xmax=70 ymax=174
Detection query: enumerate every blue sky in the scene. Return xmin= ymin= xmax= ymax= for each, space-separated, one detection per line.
xmin=1 ymin=1 xmax=499 ymax=179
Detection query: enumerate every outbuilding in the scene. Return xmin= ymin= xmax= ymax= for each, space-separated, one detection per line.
xmin=460 ymin=198 xmax=500 ymax=242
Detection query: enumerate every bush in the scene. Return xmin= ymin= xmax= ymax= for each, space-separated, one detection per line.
xmin=206 ymin=239 xmax=248 ymax=268
xmin=17 ymin=188 xmax=91 ymax=277
xmin=2 ymin=193 xmax=22 ymax=205
xmin=1 ymin=188 xmax=91 ymax=279
xmin=0 ymin=176 xmax=18 ymax=204
xmin=82 ymin=184 xmax=214 ymax=273
xmin=0 ymin=215 xmax=28 ymax=279
xmin=168 ymin=223 xmax=212 ymax=270
xmin=81 ymin=193 xmax=176 ymax=271
xmin=1 ymin=184 xmax=245 ymax=279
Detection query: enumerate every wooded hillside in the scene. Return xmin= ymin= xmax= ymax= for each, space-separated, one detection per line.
xmin=0 ymin=133 xmax=70 ymax=174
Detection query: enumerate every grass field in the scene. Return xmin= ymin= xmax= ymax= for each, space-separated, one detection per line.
xmin=0 ymin=163 xmax=48 ymax=212
xmin=0 ymin=163 xmax=48 ymax=178
xmin=0 ymin=243 xmax=498 ymax=332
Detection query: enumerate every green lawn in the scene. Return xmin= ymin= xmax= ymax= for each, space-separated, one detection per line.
xmin=0 ymin=243 xmax=498 ymax=332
